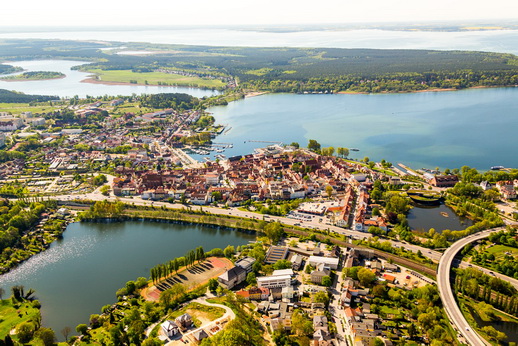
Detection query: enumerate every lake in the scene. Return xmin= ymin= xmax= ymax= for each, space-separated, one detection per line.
xmin=0 ymin=60 xmax=219 ymax=98
xmin=201 ymin=88 xmax=518 ymax=170
xmin=407 ymin=204 xmax=473 ymax=234
xmin=1 ymin=28 xmax=518 ymax=55
xmin=0 ymin=221 xmax=255 ymax=337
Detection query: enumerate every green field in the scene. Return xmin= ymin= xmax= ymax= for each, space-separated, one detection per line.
xmin=0 ymin=102 xmax=57 ymax=113
xmin=484 ymin=244 xmax=518 ymax=259
xmin=85 ymin=69 xmax=226 ymax=89
xmin=0 ymin=299 xmax=41 ymax=340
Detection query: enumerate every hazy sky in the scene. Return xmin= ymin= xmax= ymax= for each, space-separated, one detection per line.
xmin=4 ymin=0 xmax=518 ymax=27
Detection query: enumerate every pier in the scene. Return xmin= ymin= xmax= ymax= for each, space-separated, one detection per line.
xmin=245 ymin=140 xmax=283 ymax=145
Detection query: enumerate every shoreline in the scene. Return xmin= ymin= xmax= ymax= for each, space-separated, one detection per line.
xmin=244 ymin=91 xmax=267 ymax=98
xmin=81 ymin=78 xmax=515 ymax=96
xmin=337 ymin=85 xmax=512 ymax=95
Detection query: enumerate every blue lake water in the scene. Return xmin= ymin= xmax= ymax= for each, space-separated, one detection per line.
xmin=0 ymin=60 xmax=218 ymax=98
xmin=201 ymin=88 xmax=518 ymax=170
xmin=0 ymin=221 xmax=255 ymax=338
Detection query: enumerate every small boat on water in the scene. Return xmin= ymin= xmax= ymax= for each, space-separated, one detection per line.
xmin=491 ymin=166 xmax=505 ymax=170
xmin=440 ymin=212 xmax=449 ymax=218
xmin=350 ymin=148 xmax=359 ymax=151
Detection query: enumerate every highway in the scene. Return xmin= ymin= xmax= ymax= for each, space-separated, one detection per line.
xmin=437 ymin=228 xmax=504 ymax=346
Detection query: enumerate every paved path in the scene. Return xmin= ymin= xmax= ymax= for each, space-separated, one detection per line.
xmin=437 ymin=228 xmax=504 ymax=346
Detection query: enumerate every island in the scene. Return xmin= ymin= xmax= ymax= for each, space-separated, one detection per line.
xmin=0 ymin=71 xmax=65 ymax=81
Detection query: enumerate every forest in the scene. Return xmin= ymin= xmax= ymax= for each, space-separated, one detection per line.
xmin=0 ymin=71 xmax=65 ymax=81
xmin=0 ymin=63 xmax=22 ymax=75
xmin=1 ymin=39 xmax=518 ymax=93
xmin=0 ymin=89 xmax=57 ymax=103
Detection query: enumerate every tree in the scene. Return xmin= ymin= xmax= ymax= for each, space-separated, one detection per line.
xmin=223 ymin=245 xmax=235 ymax=258
xmin=93 ymin=174 xmax=107 ymax=186
xmin=100 ymin=185 xmax=110 ymax=196
xmin=291 ymin=309 xmax=314 ymax=336
xmin=325 ymin=185 xmax=333 ymax=197
xmin=208 ymin=278 xmax=219 ymax=292
xmin=481 ymin=326 xmax=507 ymax=342
xmin=34 ymin=328 xmax=56 ymax=346
xmin=307 ymin=139 xmax=321 ymax=152
xmin=17 ymin=322 xmax=35 ymax=343
xmin=142 ymin=338 xmax=163 ymax=346
xmin=273 ymin=259 xmax=292 ymax=270
xmin=313 ymin=291 xmax=329 ymax=305
xmin=264 ymin=222 xmax=284 ymax=244
xmin=61 ymin=326 xmax=71 ymax=342
xmin=357 ymin=267 xmax=377 ymax=287
xmin=246 ymin=272 xmax=257 ymax=286
xmin=76 ymin=324 xmax=88 ymax=335
xmin=322 ymin=276 xmax=332 ymax=287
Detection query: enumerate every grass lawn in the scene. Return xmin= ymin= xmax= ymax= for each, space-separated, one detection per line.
xmin=484 ymin=244 xmax=518 ymax=259
xmin=0 ymin=103 xmax=57 ymax=113
xmin=167 ymin=301 xmax=225 ymax=327
xmin=379 ymin=305 xmax=403 ymax=319
xmin=0 ymin=299 xmax=41 ymax=340
xmin=85 ymin=69 xmax=226 ymax=88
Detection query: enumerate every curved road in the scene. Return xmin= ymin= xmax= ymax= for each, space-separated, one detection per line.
xmin=437 ymin=228 xmax=504 ymax=346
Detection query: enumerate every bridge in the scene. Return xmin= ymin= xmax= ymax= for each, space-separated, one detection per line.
xmin=437 ymin=228 xmax=505 ymax=346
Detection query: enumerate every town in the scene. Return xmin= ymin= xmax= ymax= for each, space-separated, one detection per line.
xmin=0 ymin=93 xmax=517 ymax=346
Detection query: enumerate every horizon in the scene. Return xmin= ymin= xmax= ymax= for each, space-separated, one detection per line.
xmin=3 ymin=0 xmax=518 ymax=27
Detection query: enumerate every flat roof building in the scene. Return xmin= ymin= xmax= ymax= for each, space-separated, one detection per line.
xmin=308 ymin=256 xmax=339 ymax=270
xmin=257 ymin=274 xmax=291 ymax=289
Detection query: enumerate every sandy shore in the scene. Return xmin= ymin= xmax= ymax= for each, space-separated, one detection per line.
xmin=245 ymin=91 xmax=268 ymax=98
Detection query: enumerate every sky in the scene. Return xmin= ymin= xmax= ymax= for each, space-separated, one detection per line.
xmin=3 ymin=0 xmax=518 ymax=27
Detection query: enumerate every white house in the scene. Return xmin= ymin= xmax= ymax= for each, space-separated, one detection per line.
xmin=308 ymin=256 xmax=339 ymax=270
xmin=161 ymin=320 xmax=179 ymax=338
xmin=257 ymin=274 xmax=291 ymax=289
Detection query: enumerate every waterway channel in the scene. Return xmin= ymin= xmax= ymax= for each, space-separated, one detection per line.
xmin=0 ymin=221 xmax=255 ymax=338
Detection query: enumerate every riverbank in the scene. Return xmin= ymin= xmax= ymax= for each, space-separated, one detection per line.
xmin=337 ymin=85 xmax=511 ymax=95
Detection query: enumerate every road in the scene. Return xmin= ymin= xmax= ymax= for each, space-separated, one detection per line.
xmin=437 ymin=228 xmax=504 ymax=346
xmin=42 ymin=193 xmax=518 ymax=289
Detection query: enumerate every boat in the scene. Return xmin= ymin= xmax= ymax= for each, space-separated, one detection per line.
xmin=350 ymin=148 xmax=359 ymax=151
xmin=491 ymin=166 xmax=505 ymax=170
xmin=440 ymin=212 xmax=449 ymax=218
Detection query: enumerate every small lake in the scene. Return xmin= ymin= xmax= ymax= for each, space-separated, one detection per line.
xmin=0 ymin=221 xmax=255 ymax=338
xmin=467 ymin=305 xmax=518 ymax=343
xmin=407 ymin=204 xmax=473 ymax=233
xmin=0 ymin=60 xmax=219 ymax=98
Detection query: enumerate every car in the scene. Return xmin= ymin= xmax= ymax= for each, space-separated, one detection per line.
xmin=465 ymin=327 xmax=470 ymax=332
xmin=489 ymin=271 xmax=495 ymax=276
